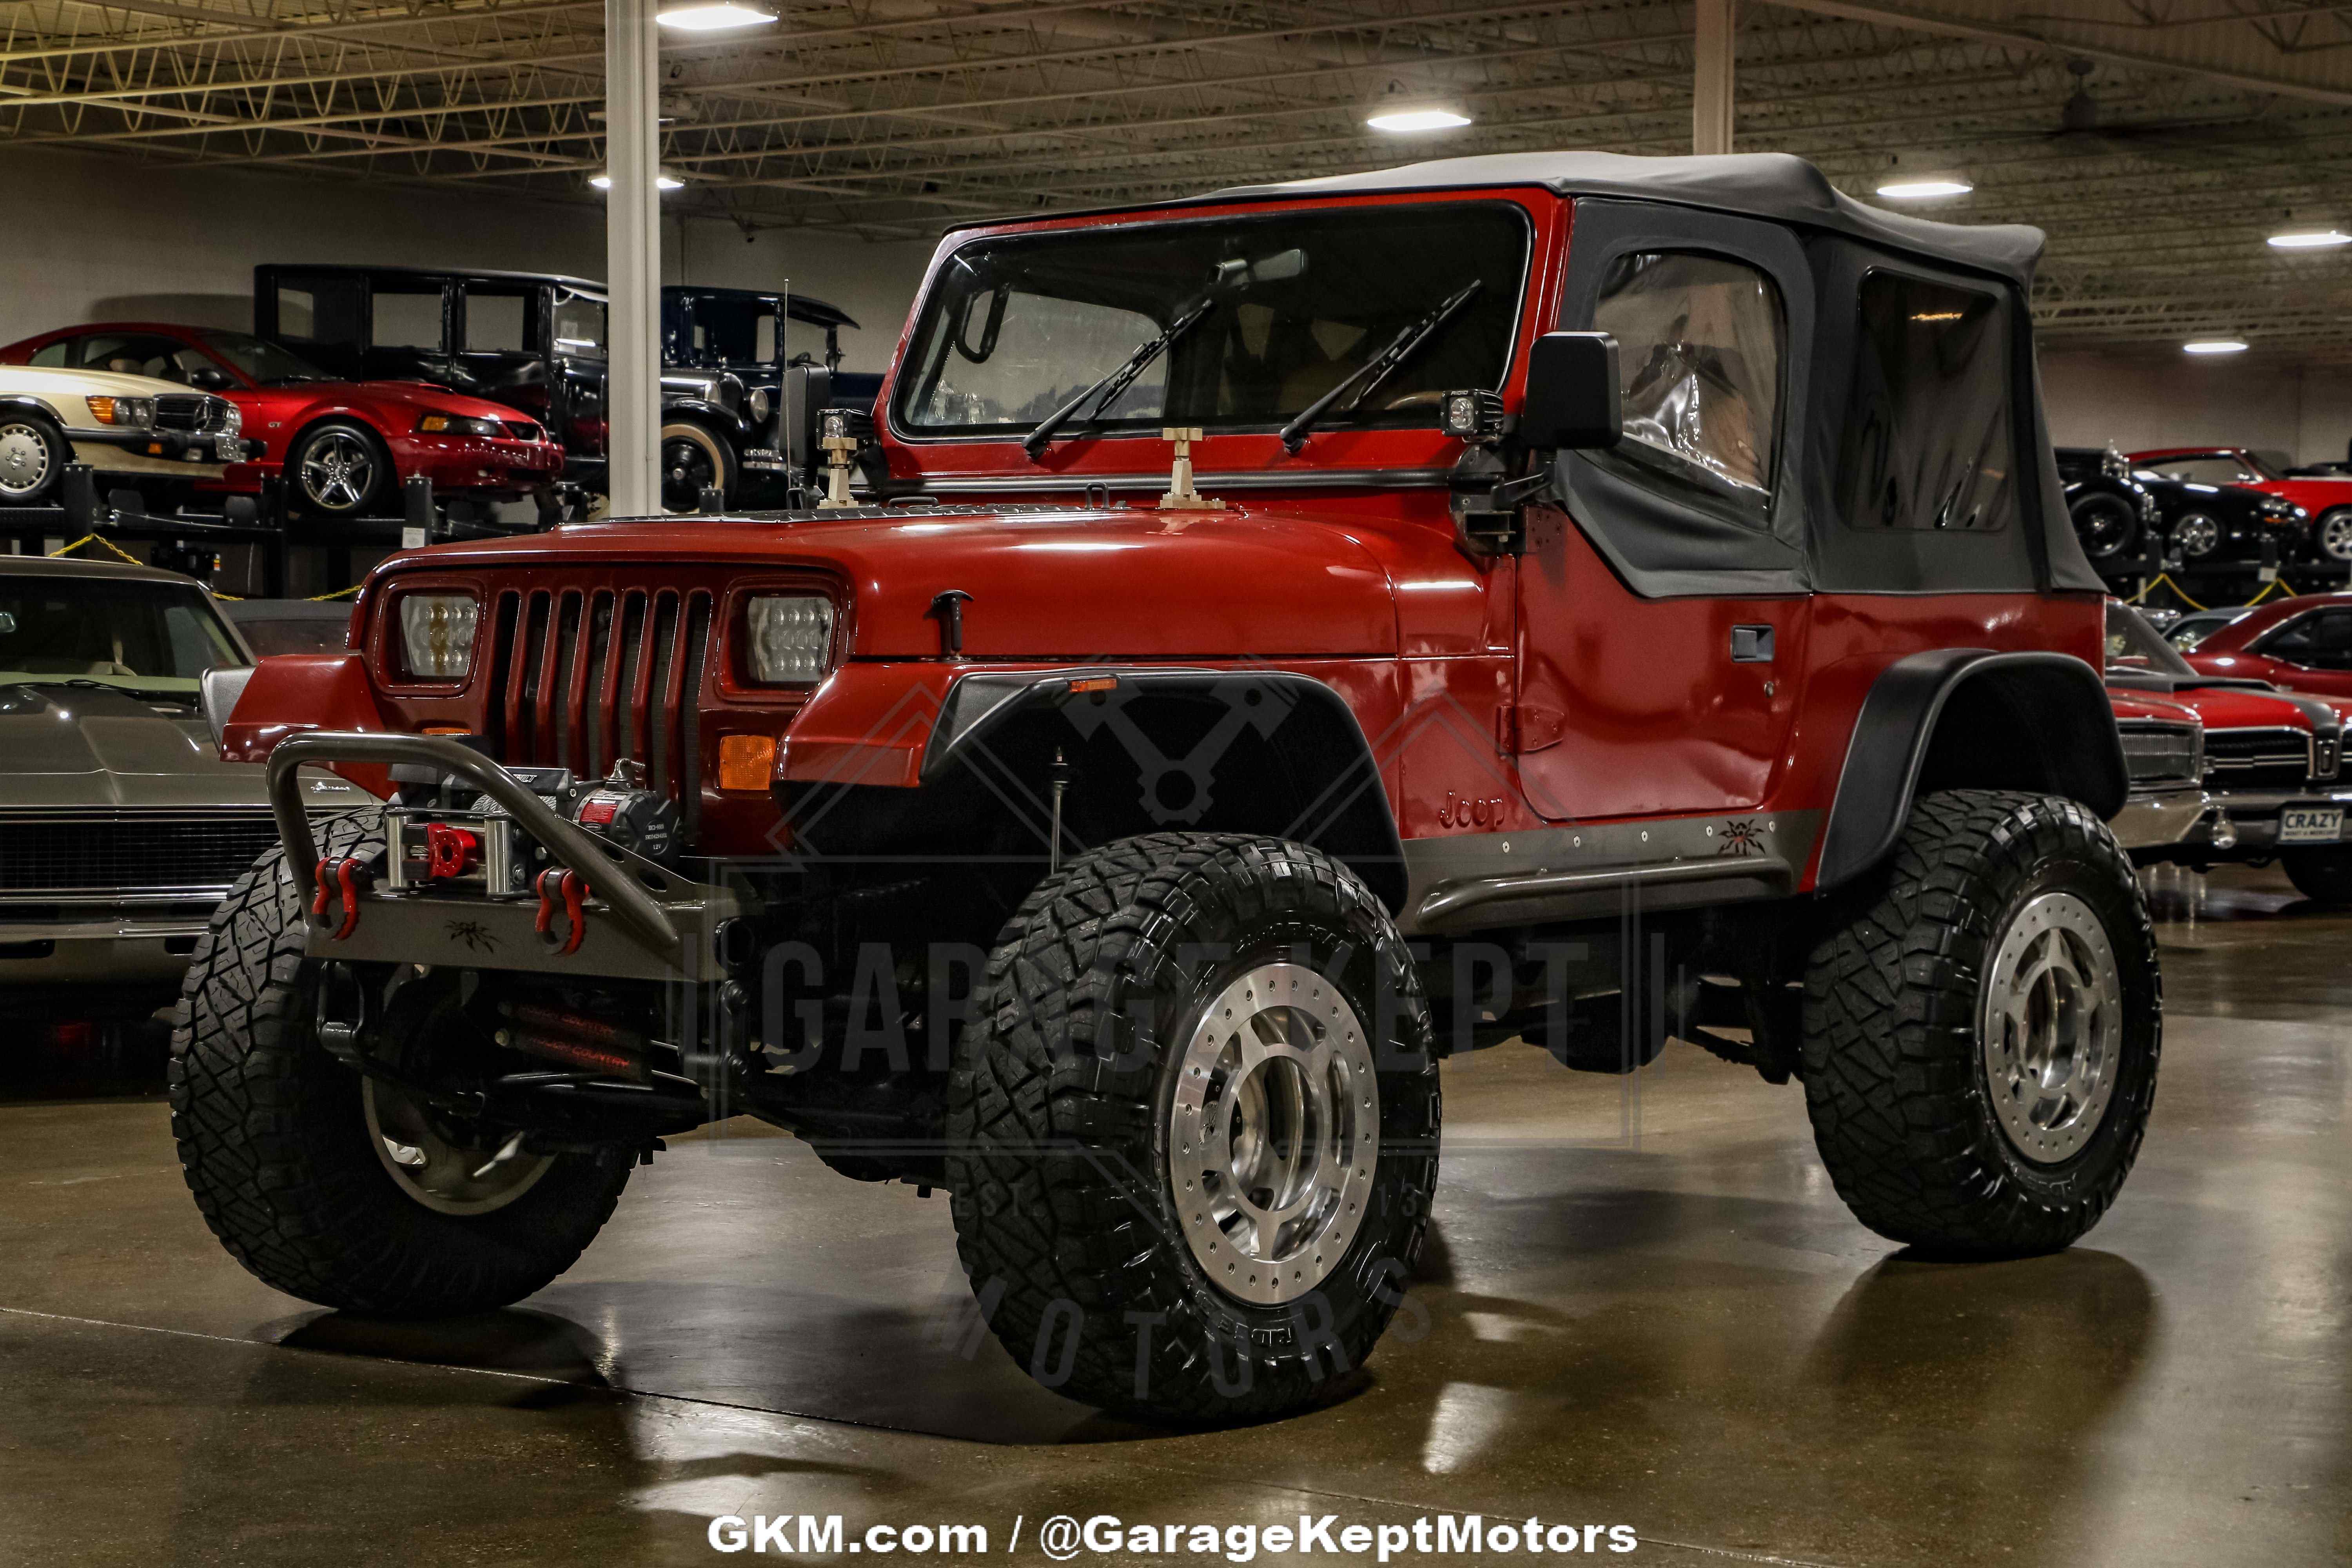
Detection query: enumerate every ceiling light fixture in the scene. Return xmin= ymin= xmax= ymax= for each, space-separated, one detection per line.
xmin=1366 ymin=107 xmax=1472 ymax=133
xmin=591 ymin=172 xmax=685 ymax=190
xmin=656 ymin=3 xmax=775 ymax=29
xmin=1875 ymin=178 xmax=1973 ymax=200
xmin=2267 ymin=229 xmax=2352 ymax=250
xmin=2182 ymin=339 xmax=2249 ymax=355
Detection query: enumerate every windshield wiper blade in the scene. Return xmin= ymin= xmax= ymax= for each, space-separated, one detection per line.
xmin=1023 ymin=295 xmax=1217 ymax=461
xmin=1279 ymin=279 xmax=1483 ymax=454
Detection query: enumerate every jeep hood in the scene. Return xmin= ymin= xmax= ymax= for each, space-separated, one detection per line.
xmin=529 ymin=507 xmax=1401 ymax=658
xmin=0 ymin=682 xmax=372 ymax=809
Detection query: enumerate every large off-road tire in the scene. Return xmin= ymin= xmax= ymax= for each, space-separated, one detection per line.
xmin=168 ymin=815 xmax=633 ymax=1315
xmin=947 ymin=833 xmax=1440 ymax=1423
xmin=1801 ymin=790 xmax=2161 ymax=1257
xmin=2281 ymin=845 xmax=2352 ymax=906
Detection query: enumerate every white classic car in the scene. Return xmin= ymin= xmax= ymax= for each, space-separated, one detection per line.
xmin=0 ymin=362 xmax=245 ymax=507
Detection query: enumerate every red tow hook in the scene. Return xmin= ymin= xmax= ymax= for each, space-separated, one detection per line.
xmin=310 ymin=857 xmax=372 ymax=941
xmin=533 ymin=867 xmax=591 ymax=956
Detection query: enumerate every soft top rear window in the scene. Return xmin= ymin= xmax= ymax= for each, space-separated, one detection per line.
xmin=893 ymin=202 xmax=1529 ymax=440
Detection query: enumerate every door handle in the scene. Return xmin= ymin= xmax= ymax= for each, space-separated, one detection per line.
xmin=1730 ymin=624 xmax=1775 ymax=662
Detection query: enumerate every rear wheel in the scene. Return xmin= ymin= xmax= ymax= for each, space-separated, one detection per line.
xmin=169 ymin=816 xmax=632 ymax=1314
xmin=2170 ymin=511 xmax=2222 ymax=559
xmin=2282 ymin=846 xmax=2352 ymax=906
xmin=947 ymin=833 xmax=1440 ymax=1421
xmin=2070 ymin=491 xmax=2139 ymax=560
xmin=1802 ymin=790 xmax=2161 ymax=1257
xmin=0 ymin=411 xmax=67 ymax=506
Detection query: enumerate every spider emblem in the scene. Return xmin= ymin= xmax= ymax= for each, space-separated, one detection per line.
xmin=1718 ymin=818 xmax=1765 ymax=857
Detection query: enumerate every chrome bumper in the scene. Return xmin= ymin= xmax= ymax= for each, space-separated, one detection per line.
xmin=2110 ymin=786 xmax=2209 ymax=851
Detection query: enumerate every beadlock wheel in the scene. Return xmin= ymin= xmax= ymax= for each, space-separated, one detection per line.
xmin=363 ymin=1076 xmax=554 ymax=1216
xmin=1979 ymin=891 xmax=2124 ymax=1165
xmin=1169 ymin=961 xmax=1379 ymax=1308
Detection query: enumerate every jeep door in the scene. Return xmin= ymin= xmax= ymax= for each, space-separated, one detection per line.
xmin=1512 ymin=203 xmax=1810 ymax=820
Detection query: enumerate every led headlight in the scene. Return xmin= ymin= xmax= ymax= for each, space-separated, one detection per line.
xmin=417 ymin=412 xmax=506 ymax=438
xmin=398 ymin=592 xmax=480 ymax=680
xmin=746 ymin=595 xmax=835 ymax=683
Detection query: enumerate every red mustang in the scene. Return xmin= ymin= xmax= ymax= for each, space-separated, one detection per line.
xmin=0 ymin=323 xmax=564 ymax=522
xmin=2128 ymin=446 xmax=2352 ymax=563
xmin=2184 ymin=589 xmax=2352 ymax=697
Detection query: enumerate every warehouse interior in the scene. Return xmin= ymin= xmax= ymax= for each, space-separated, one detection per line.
xmin=3 ymin=4 xmax=2350 ymax=1567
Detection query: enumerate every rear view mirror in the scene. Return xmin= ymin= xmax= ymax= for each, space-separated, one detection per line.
xmin=1209 ymin=247 xmax=1307 ymax=293
xmin=782 ymin=364 xmax=833 ymax=474
xmin=1520 ymin=331 xmax=1621 ymax=451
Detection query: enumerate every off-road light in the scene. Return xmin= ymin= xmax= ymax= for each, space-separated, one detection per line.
xmin=745 ymin=595 xmax=835 ymax=684
xmin=398 ymin=593 xmax=480 ymax=681
xmin=2183 ymin=339 xmax=2249 ymax=354
xmin=590 ymin=172 xmax=685 ymax=190
xmin=1367 ymin=107 xmax=1471 ymax=133
xmin=1439 ymin=388 xmax=1505 ymax=443
xmin=2268 ymin=230 xmax=2352 ymax=250
xmin=1875 ymin=178 xmax=1973 ymax=200
xmin=819 ymin=408 xmax=852 ymax=441
xmin=657 ymin=3 xmax=774 ymax=29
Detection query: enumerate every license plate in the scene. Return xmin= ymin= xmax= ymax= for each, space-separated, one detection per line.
xmin=2279 ymin=804 xmax=2344 ymax=844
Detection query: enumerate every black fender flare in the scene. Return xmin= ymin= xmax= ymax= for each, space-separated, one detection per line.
xmin=1816 ymin=649 xmax=2126 ymax=891
xmin=922 ymin=666 xmax=1408 ymax=912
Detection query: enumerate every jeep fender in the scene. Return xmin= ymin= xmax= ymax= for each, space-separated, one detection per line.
xmin=1815 ymin=650 xmax=2126 ymax=890
xmin=782 ymin=664 xmax=1407 ymax=912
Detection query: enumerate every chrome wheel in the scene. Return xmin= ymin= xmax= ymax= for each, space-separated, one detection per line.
xmin=2171 ymin=512 xmax=2221 ymax=558
xmin=0 ymin=419 xmax=55 ymax=500
xmin=2319 ymin=509 xmax=2352 ymax=563
xmin=363 ymin=1076 xmax=552 ymax=1216
xmin=298 ymin=429 xmax=379 ymax=512
xmin=1169 ymin=962 xmax=1379 ymax=1306
xmin=1980 ymin=891 xmax=2123 ymax=1165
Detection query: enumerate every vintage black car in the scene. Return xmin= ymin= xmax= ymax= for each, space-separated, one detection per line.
xmin=253 ymin=266 xmax=864 ymax=512
xmin=2053 ymin=444 xmax=2157 ymax=560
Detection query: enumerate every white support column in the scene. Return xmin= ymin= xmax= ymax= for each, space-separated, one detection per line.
xmin=604 ymin=0 xmax=661 ymax=516
xmin=1694 ymin=0 xmax=1736 ymax=156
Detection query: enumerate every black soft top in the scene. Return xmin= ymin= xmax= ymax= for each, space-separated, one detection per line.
xmin=1205 ymin=152 xmax=2044 ymax=288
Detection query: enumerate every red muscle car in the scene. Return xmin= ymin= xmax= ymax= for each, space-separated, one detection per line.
xmin=2128 ymin=446 xmax=2352 ymax=563
xmin=0 ymin=322 xmax=564 ymax=522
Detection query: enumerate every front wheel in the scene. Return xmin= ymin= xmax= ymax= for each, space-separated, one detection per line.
xmin=2070 ymin=491 xmax=2139 ymax=560
xmin=2170 ymin=511 xmax=2222 ymax=559
xmin=169 ymin=815 xmax=632 ymax=1314
xmin=946 ymin=834 xmax=1440 ymax=1422
xmin=1801 ymin=790 xmax=2161 ymax=1257
xmin=2315 ymin=508 xmax=2352 ymax=564
xmin=660 ymin=422 xmax=736 ymax=513
xmin=2282 ymin=845 xmax=2352 ymax=905
xmin=288 ymin=421 xmax=391 ymax=518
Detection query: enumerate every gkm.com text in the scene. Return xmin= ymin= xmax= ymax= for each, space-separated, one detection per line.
xmin=708 ymin=1513 xmax=1643 ymax=1560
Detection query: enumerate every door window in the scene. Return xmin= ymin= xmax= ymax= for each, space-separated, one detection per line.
xmin=1591 ymin=250 xmax=1785 ymax=516
xmin=463 ymin=289 xmax=530 ymax=353
xmin=1835 ymin=270 xmax=2020 ymax=532
xmin=2149 ymin=454 xmax=2261 ymax=485
xmin=274 ymin=276 xmax=366 ymax=345
xmin=27 ymin=341 xmax=69 ymax=367
xmin=2258 ymin=608 xmax=2352 ymax=671
xmin=553 ymin=294 xmax=606 ymax=356
xmin=372 ymin=287 xmax=446 ymax=352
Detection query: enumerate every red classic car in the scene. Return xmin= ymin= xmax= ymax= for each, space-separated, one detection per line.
xmin=2127 ymin=446 xmax=2352 ymax=563
xmin=2184 ymin=589 xmax=2352 ymax=698
xmin=0 ymin=323 xmax=564 ymax=522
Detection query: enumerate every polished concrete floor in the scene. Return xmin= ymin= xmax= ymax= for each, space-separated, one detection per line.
xmin=3 ymin=864 xmax=2346 ymax=1567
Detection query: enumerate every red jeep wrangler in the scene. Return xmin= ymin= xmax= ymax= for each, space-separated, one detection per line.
xmin=180 ymin=152 xmax=2152 ymax=1423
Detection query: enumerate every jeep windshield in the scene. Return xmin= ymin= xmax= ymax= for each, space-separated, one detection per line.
xmin=893 ymin=202 xmax=1528 ymax=442
xmin=0 ymin=575 xmax=247 ymax=697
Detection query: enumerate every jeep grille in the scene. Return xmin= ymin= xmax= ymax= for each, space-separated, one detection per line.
xmin=482 ymin=586 xmax=715 ymax=837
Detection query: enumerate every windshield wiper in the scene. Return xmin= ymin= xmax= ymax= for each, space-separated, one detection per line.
xmin=1279 ymin=279 xmax=1483 ymax=454
xmin=10 ymin=676 xmax=200 ymax=703
xmin=1023 ymin=295 xmax=1218 ymax=461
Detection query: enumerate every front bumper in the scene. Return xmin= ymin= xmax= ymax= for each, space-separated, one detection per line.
xmin=0 ymin=910 xmax=204 ymax=985
xmin=388 ymin=433 xmax=565 ymax=497
xmin=2111 ymin=786 xmax=2209 ymax=851
xmin=269 ymin=732 xmax=742 ymax=983
xmin=67 ymin=424 xmax=241 ymax=480
xmin=2152 ymin=786 xmax=2352 ymax=860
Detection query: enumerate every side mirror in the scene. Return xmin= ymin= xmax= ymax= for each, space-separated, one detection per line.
xmin=189 ymin=365 xmax=234 ymax=392
xmin=1520 ymin=331 xmax=1621 ymax=451
xmin=781 ymin=364 xmax=833 ymax=474
xmin=201 ymin=665 xmax=256 ymax=750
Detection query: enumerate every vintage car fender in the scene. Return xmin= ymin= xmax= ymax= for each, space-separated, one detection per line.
xmin=1815 ymin=649 xmax=2127 ymax=890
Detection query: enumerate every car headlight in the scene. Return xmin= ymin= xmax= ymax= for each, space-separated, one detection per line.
xmin=745 ymin=595 xmax=835 ymax=684
xmin=398 ymin=592 xmax=481 ymax=680
xmin=417 ymin=413 xmax=506 ymax=438
xmin=749 ymin=388 xmax=771 ymax=424
xmin=86 ymin=395 xmax=155 ymax=426
xmin=212 ymin=399 xmax=242 ymax=437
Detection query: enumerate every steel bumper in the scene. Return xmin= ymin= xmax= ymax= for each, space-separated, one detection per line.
xmin=268 ymin=732 xmax=742 ymax=984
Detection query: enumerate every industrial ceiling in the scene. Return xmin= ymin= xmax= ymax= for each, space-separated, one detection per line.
xmin=9 ymin=0 xmax=2352 ymax=353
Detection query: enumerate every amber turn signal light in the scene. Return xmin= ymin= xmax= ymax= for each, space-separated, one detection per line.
xmin=717 ymin=733 xmax=777 ymax=791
